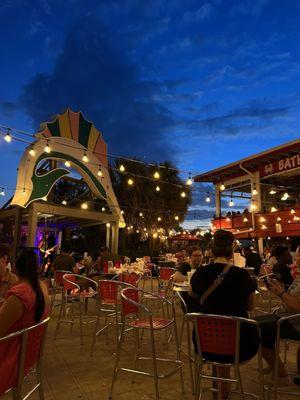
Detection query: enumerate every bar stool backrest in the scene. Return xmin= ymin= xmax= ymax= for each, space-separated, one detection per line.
xmin=54 ymin=270 xmax=71 ymax=286
xmin=158 ymin=267 xmax=176 ymax=282
xmin=99 ymin=280 xmax=118 ymax=305
xmin=121 ymin=287 xmax=139 ymax=316
xmin=62 ymin=274 xmax=77 ymax=291
xmin=119 ymin=273 xmax=141 ymax=287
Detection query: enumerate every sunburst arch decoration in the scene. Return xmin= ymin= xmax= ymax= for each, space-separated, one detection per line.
xmin=11 ymin=109 xmax=125 ymax=227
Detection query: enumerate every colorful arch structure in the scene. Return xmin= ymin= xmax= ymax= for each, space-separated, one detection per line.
xmin=10 ymin=109 xmax=125 ymax=252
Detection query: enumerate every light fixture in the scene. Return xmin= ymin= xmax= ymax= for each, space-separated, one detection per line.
xmin=261 ymin=225 xmax=267 ymax=230
xmin=249 ymin=200 xmax=257 ymax=211
xmin=243 ymin=217 xmax=248 ymax=222
xmin=186 ymin=173 xmax=193 ymax=186
xmin=127 ymin=178 xmax=134 ymax=186
xmin=82 ymin=150 xmax=88 ymax=163
xmin=106 ymin=222 xmax=111 ymax=228
xmin=220 ymin=183 xmax=225 ymax=191
xmin=181 ymin=191 xmax=186 ymax=198
xmin=136 ymin=230 xmax=139 ymax=234
xmin=22 ymin=188 xmax=26 ymax=196
xmin=174 ymin=215 xmax=179 ymax=221
xmin=270 ymin=206 xmax=277 ymax=212
xmin=44 ymin=140 xmax=51 ymax=153
xmin=29 ymin=146 xmax=35 ymax=156
xmin=226 ymin=217 xmax=230 ymax=222
xmin=153 ymin=171 xmax=160 ymax=179
xmin=139 ymin=212 xmax=143 ymax=217
xmin=101 ymin=207 xmax=105 ymax=212
xmin=259 ymin=216 xmax=266 ymax=222
xmin=64 ymin=160 xmax=71 ymax=167
xmin=130 ymin=225 xmax=133 ymax=229
xmin=0 ymin=188 xmax=4 ymax=196
xmin=294 ymin=216 xmax=300 ymax=222
xmin=97 ymin=166 xmax=103 ymax=177
xmin=4 ymin=129 xmax=12 ymax=143
xmin=269 ymin=188 xmax=276 ymax=195
xmin=205 ymin=193 xmax=211 ymax=203
xmin=281 ymin=192 xmax=289 ymax=201
xmin=62 ymin=200 xmax=67 ymax=205
xmin=119 ymin=164 xmax=125 ymax=172
xmin=81 ymin=202 xmax=88 ymax=209
xmin=155 ymin=185 xmax=160 ymax=192
xmin=252 ymin=185 xmax=258 ymax=196
xmin=287 ymin=236 xmax=290 ymax=240
xmin=157 ymin=217 xmax=161 ymax=221
xmin=121 ymin=210 xmax=124 ymax=214
xmin=291 ymin=209 xmax=296 ymax=214
xmin=277 ymin=216 xmax=281 ymax=221
xmin=288 ymin=219 xmax=291 ymax=224
xmin=229 ymin=197 xmax=234 ymax=207
xmin=267 ymin=236 xmax=271 ymax=240
xmin=143 ymin=228 xmax=147 ymax=231
xmin=42 ymin=196 xmax=47 ymax=201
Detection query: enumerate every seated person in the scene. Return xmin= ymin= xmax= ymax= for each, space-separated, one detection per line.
xmin=255 ymin=276 xmax=300 ymax=386
xmin=0 ymin=249 xmax=50 ymax=395
xmin=53 ymin=242 xmax=78 ymax=273
xmin=0 ymin=244 xmax=18 ymax=299
xmin=273 ymin=245 xmax=293 ymax=287
xmin=173 ymin=246 xmax=203 ymax=282
xmin=189 ymin=230 xmax=259 ymax=399
xmin=243 ymin=246 xmax=263 ymax=276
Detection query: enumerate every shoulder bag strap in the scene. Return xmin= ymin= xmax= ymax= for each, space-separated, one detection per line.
xmin=199 ymin=264 xmax=232 ymax=305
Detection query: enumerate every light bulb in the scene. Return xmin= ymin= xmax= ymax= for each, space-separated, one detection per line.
xmin=226 ymin=217 xmax=230 ymax=222
xmin=290 ymin=209 xmax=296 ymax=214
xmin=4 ymin=130 xmax=12 ymax=143
xmin=139 ymin=212 xmax=143 ymax=217
xmin=229 ymin=199 xmax=234 ymax=207
xmin=65 ymin=160 xmax=71 ymax=167
xmin=186 ymin=173 xmax=193 ymax=186
xmin=153 ymin=171 xmax=160 ymax=179
xmin=277 ymin=216 xmax=281 ymax=221
xmin=271 ymin=206 xmax=277 ymax=212
xmin=243 ymin=217 xmax=248 ymax=222
xmin=127 ymin=178 xmax=134 ymax=186
xmin=281 ymin=192 xmax=289 ymax=201
xmin=82 ymin=151 xmax=88 ymax=163
xmin=220 ymin=183 xmax=225 ymax=191
xmin=121 ymin=210 xmax=124 ymax=214
xmin=81 ymin=203 xmax=88 ymax=209
xmin=106 ymin=222 xmax=111 ymax=228
xmin=252 ymin=188 xmax=258 ymax=196
xmin=259 ymin=216 xmax=266 ymax=222
xmin=22 ymin=188 xmax=26 ymax=196
xmin=155 ymin=185 xmax=160 ymax=192
xmin=174 ymin=215 xmax=179 ymax=221
xmin=136 ymin=230 xmax=139 ymax=233
xmin=261 ymin=225 xmax=267 ymax=230
xmin=157 ymin=217 xmax=161 ymax=221
xmin=102 ymin=207 xmax=105 ymax=212
xmin=181 ymin=191 xmax=186 ymax=198
xmin=205 ymin=194 xmax=211 ymax=203
xmin=143 ymin=228 xmax=147 ymax=231
xmin=269 ymin=188 xmax=276 ymax=195
xmin=0 ymin=188 xmax=5 ymax=196
xmin=287 ymin=236 xmax=290 ymax=240
xmin=119 ymin=164 xmax=125 ymax=172
xmin=44 ymin=141 xmax=51 ymax=153
xmin=29 ymin=146 xmax=35 ymax=156
xmin=62 ymin=200 xmax=67 ymax=205
xmin=250 ymin=201 xmax=257 ymax=211
xmin=97 ymin=166 xmax=103 ymax=177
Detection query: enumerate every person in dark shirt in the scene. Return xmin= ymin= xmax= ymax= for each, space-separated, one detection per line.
xmin=173 ymin=246 xmax=203 ymax=283
xmin=273 ymin=245 xmax=293 ymax=287
xmin=243 ymin=246 xmax=263 ymax=276
xmin=189 ymin=230 xmax=259 ymax=398
xmin=53 ymin=243 xmax=77 ymax=273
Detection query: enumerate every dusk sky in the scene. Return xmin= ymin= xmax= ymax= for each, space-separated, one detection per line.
xmin=0 ymin=0 xmax=300 ymax=225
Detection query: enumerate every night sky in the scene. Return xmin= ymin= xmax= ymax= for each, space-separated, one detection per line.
xmin=0 ymin=0 xmax=300 ymax=226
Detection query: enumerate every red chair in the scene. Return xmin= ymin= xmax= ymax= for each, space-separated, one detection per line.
xmin=54 ymin=274 xmax=98 ymax=345
xmin=50 ymin=270 xmax=71 ymax=309
xmin=109 ymin=287 xmax=184 ymax=400
xmin=118 ymin=272 xmax=141 ymax=287
xmin=0 ymin=317 xmax=50 ymax=400
xmin=90 ymin=280 xmax=133 ymax=356
xmin=189 ymin=313 xmax=264 ymax=400
xmin=158 ymin=267 xmax=176 ymax=295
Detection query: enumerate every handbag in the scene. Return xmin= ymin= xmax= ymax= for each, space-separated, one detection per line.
xmin=199 ymin=264 xmax=232 ymax=305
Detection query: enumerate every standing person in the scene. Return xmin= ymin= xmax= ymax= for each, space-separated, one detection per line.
xmin=52 ymin=242 xmax=78 ymax=273
xmin=0 ymin=249 xmax=50 ymax=395
xmin=243 ymin=246 xmax=263 ymax=276
xmin=189 ymin=230 xmax=259 ymax=399
xmin=273 ymin=245 xmax=293 ymax=287
xmin=173 ymin=246 xmax=203 ymax=283
xmin=0 ymin=244 xmax=18 ymax=299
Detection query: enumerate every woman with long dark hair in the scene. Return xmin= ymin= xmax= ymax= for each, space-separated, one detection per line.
xmin=0 ymin=249 xmax=50 ymax=395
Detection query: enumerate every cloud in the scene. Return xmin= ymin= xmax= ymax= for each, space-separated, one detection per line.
xmin=183 ymin=3 xmax=214 ymax=23
xmin=230 ymin=0 xmax=270 ymax=17
xmin=17 ymin=15 xmax=177 ymax=161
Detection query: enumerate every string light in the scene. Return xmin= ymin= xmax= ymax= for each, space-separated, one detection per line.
xmin=153 ymin=171 xmax=160 ymax=179
xmin=252 ymin=185 xmax=258 ymax=196
xmin=4 ymin=128 xmax=12 ymax=143
xmin=97 ymin=166 xmax=103 ymax=177
xmin=249 ymin=200 xmax=257 ymax=211
xmin=81 ymin=202 xmax=88 ymax=209
xmin=143 ymin=228 xmax=147 ymax=231
xmin=226 ymin=217 xmax=230 ymax=222
xmin=62 ymin=200 xmax=67 ymax=205
xmin=205 ymin=193 xmax=211 ymax=203
xmin=270 ymin=206 xmax=277 ymax=212
xmin=139 ymin=212 xmax=143 ymax=217
xmin=64 ymin=160 xmax=71 ymax=167
xmin=127 ymin=178 xmax=134 ymax=186
xmin=261 ymin=225 xmax=267 ymax=230
xmin=106 ymin=222 xmax=111 ymax=228
xmin=287 ymin=236 xmax=290 ymax=240
xmin=136 ymin=230 xmax=139 ymax=233
xmin=228 ymin=197 xmax=234 ymax=207
xmin=174 ymin=215 xmax=179 ymax=221
xmin=155 ymin=185 xmax=160 ymax=192
xmin=181 ymin=191 xmax=186 ymax=198
xmin=0 ymin=188 xmax=5 ymax=196
xmin=157 ymin=217 xmax=161 ymax=221
xmin=29 ymin=146 xmax=36 ymax=156
xmin=22 ymin=188 xmax=26 ymax=196
xmin=220 ymin=183 xmax=225 ymax=191
xmin=277 ymin=216 xmax=282 ymax=221
xmin=259 ymin=216 xmax=266 ymax=222
xmin=101 ymin=207 xmax=105 ymax=212
xmin=290 ymin=209 xmax=296 ymax=214
xmin=281 ymin=192 xmax=289 ymax=201
xmin=119 ymin=164 xmax=125 ymax=172
xmin=294 ymin=216 xmax=300 ymax=222
xmin=82 ymin=150 xmax=88 ymax=163
xmin=269 ymin=188 xmax=276 ymax=195
xmin=243 ymin=217 xmax=248 ymax=222
xmin=44 ymin=140 xmax=51 ymax=153
xmin=121 ymin=210 xmax=124 ymax=214
xmin=186 ymin=173 xmax=193 ymax=186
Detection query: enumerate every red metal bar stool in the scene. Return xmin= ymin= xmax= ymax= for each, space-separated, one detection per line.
xmin=54 ymin=273 xmax=98 ymax=345
xmin=189 ymin=312 xmax=265 ymax=400
xmin=109 ymin=287 xmax=185 ymax=400
xmin=118 ymin=272 xmax=142 ymax=287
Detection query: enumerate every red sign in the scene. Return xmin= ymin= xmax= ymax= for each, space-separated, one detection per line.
xmin=260 ymin=153 xmax=300 ymax=177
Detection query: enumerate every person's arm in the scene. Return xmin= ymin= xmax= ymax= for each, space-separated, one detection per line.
xmin=0 ymin=295 xmax=24 ymax=337
xmin=172 ymin=271 xmax=188 ymax=283
xmin=269 ymin=280 xmax=300 ymax=313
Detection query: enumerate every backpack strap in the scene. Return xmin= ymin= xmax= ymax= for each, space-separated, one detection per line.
xmin=199 ymin=264 xmax=232 ymax=305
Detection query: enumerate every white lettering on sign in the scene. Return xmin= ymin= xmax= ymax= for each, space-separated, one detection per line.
xmin=278 ymin=152 xmax=300 ymax=172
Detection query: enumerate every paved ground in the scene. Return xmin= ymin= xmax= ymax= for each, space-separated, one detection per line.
xmin=3 ymin=281 xmax=300 ymax=400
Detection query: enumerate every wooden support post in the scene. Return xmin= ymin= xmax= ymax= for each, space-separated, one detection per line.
xmin=27 ymin=205 xmax=38 ymax=247
xmin=111 ymin=221 xmax=119 ymax=254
